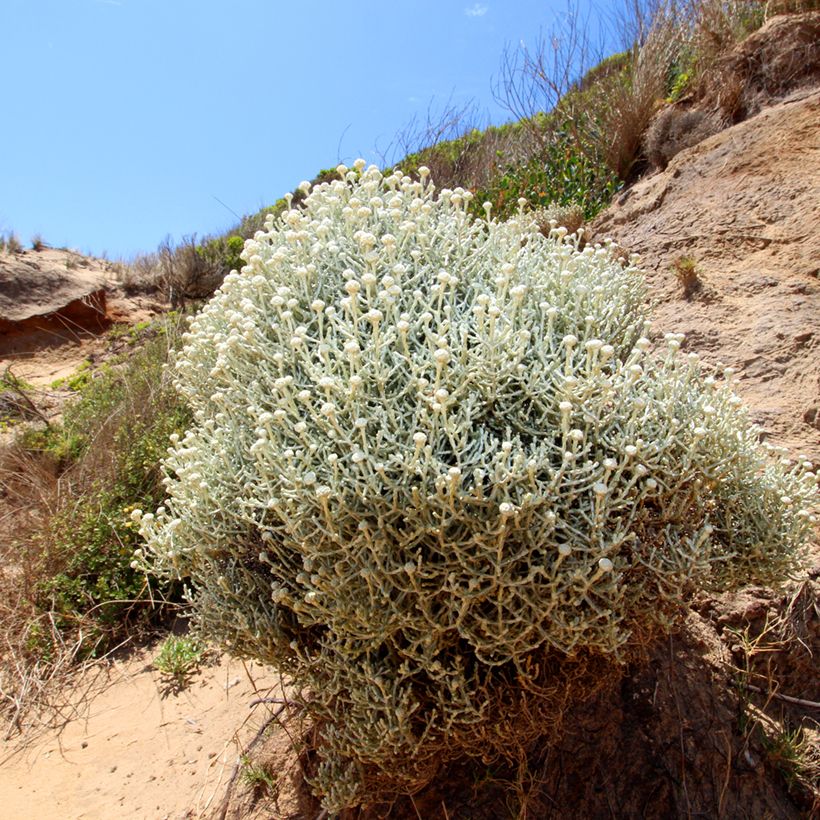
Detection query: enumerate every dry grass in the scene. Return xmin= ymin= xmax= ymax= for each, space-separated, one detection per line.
xmin=595 ymin=9 xmax=684 ymax=179
xmin=533 ymin=202 xmax=585 ymax=236
xmin=0 ymin=445 xmax=78 ymax=739
xmin=2 ymin=232 xmax=23 ymax=255
xmin=725 ymin=581 xmax=820 ymax=811
xmin=645 ymin=106 xmax=722 ymax=169
xmin=692 ymin=2 xmax=819 ymax=120
xmin=117 ymin=235 xmax=223 ymax=303
xmin=673 ymin=255 xmax=703 ymax=297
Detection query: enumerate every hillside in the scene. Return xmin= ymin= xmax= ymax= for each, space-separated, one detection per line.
xmin=0 ymin=9 xmax=818 ymax=820
xmin=593 ymin=85 xmax=820 ymax=465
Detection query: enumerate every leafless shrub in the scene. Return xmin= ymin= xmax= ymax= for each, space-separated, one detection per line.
xmin=493 ymin=1 xmax=610 ymax=155
xmin=118 ymin=234 xmax=226 ymax=304
xmin=157 ymin=235 xmax=223 ymax=309
xmin=381 ymin=95 xmax=483 ymax=165
xmin=116 ymin=251 xmax=162 ymax=295
xmin=494 ymin=2 xmax=685 ymax=181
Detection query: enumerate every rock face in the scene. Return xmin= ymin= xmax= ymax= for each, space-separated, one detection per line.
xmin=0 ymin=248 xmax=111 ymax=355
xmin=592 ymin=86 xmax=820 ymax=465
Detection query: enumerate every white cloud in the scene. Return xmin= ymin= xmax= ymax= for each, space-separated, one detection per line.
xmin=464 ymin=4 xmax=488 ymax=17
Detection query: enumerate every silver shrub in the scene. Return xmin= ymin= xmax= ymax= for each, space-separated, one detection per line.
xmin=136 ymin=162 xmax=817 ymax=810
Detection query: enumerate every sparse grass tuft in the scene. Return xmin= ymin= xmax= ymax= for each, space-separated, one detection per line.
xmin=240 ymin=754 xmax=278 ymax=794
xmin=762 ymin=726 xmax=820 ymax=792
xmin=674 ymin=255 xmax=702 ymax=298
xmin=726 ymin=582 xmax=820 ymax=808
xmin=5 ymin=233 xmax=23 ymax=254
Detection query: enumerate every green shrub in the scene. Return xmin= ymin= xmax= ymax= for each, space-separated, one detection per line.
xmin=17 ymin=425 xmax=84 ymax=467
xmin=197 ymin=234 xmax=246 ymax=278
xmin=138 ymin=165 xmax=817 ymax=811
xmin=473 ymin=130 xmax=620 ymax=223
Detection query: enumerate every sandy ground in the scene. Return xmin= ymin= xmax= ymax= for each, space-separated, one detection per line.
xmin=0 ymin=649 xmax=285 ymax=820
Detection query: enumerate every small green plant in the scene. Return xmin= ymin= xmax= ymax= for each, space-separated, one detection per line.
xmin=1 ymin=371 xmax=35 ymax=393
xmin=106 ymin=323 xmax=132 ymax=343
xmin=762 ymin=726 xmax=818 ymax=790
xmin=17 ymin=425 xmax=85 ymax=466
xmin=240 ymin=755 xmax=278 ymax=793
xmin=674 ymin=255 xmax=702 ymax=298
xmin=51 ymin=360 xmax=93 ymax=392
xmin=667 ymin=69 xmax=692 ymax=103
xmin=152 ymin=634 xmax=206 ymax=684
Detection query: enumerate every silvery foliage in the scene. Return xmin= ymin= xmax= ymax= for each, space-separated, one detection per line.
xmin=135 ymin=161 xmax=817 ymax=810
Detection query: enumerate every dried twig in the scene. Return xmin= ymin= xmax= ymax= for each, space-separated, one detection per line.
xmin=741 ymin=683 xmax=820 ymax=710
xmin=216 ymin=703 xmax=287 ymax=820
xmin=2 ymin=367 xmax=50 ymax=426
xmin=249 ymin=696 xmax=300 ymax=709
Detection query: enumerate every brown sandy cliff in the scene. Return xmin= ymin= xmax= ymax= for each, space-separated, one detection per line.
xmin=593 ymin=85 xmax=820 ymax=465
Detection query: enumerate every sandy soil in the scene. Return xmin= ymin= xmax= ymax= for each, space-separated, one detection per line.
xmin=0 ymin=648 xmax=285 ymax=820
xmin=0 ymin=245 xmax=163 ymax=390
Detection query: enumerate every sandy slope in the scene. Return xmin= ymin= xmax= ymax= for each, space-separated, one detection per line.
xmin=0 ymin=649 xmax=284 ymax=820
xmin=592 ymin=86 xmax=820 ymax=465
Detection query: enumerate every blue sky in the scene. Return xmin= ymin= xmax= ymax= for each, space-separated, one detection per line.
xmin=0 ymin=0 xmax=608 ymax=258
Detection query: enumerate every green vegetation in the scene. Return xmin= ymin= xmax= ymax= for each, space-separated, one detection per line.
xmin=152 ymin=634 xmax=206 ymax=685
xmin=7 ymin=316 xmax=191 ymax=666
xmin=240 ymin=755 xmax=278 ymax=793
xmin=5 ymin=5 xmax=806 ymax=798
xmin=196 ymin=233 xmax=245 ymax=277
xmin=476 ymin=136 xmax=620 ymax=221
xmin=50 ymin=359 xmax=93 ymax=392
